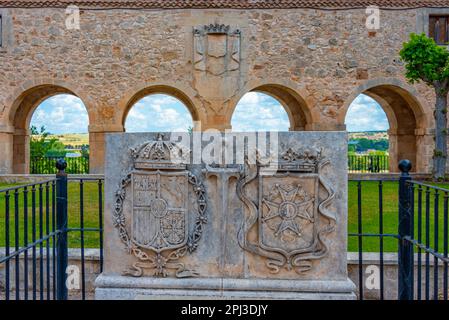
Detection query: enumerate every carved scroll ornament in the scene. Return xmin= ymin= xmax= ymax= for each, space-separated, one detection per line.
xmin=237 ymin=147 xmax=336 ymax=274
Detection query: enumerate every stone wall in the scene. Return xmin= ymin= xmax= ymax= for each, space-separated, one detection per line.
xmin=0 ymin=6 xmax=447 ymax=174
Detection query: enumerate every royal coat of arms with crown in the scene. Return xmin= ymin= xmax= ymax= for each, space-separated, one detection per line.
xmin=113 ymin=134 xmax=207 ymax=278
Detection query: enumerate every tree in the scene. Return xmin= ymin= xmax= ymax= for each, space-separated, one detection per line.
xmin=400 ymin=33 xmax=449 ymax=180
xmin=30 ymin=126 xmax=66 ymax=158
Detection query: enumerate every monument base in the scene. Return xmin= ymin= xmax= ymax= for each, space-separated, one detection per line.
xmin=94 ymin=275 xmax=356 ymax=300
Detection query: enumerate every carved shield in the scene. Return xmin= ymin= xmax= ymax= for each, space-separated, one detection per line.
xmin=259 ymin=173 xmax=319 ymax=256
xmin=131 ymin=171 xmax=188 ymax=252
xmin=206 ymin=34 xmax=227 ymax=75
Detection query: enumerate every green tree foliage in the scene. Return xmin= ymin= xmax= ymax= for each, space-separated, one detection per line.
xmin=400 ymin=33 xmax=449 ymax=180
xmin=349 ymin=138 xmax=389 ymax=152
xmin=30 ymin=126 xmax=67 ymax=158
xmin=80 ymin=145 xmax=90 ymax=158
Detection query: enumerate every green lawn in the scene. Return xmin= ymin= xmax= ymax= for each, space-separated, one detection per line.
xmin=1 ymin=180 xmax=448 ymax=252
xmin=348 ymin=180 xmax=449 ymax=252
xmin=0 ymin=181 xmax=102 ymax=249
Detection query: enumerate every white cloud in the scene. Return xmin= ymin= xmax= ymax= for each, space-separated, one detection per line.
xmin=231 ymin=92 xmax=290 ymax=131
xmin=345 ymin=94 xmax=389 ymax=132
xmin=125 ymin=94 xmax=193 ymax=132
xmin=29 ymin=92 xmax=389 ymax=136
xmin=30 ymin=94 xmax=89 ymax=134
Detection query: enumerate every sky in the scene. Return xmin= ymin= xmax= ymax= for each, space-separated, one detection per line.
xmin=344 ymin=94 xmax=389 ymax=132
xmin=30 ymin=92 xmax=389 ymax=134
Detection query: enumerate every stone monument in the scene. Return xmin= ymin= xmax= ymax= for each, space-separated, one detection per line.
xmin=95 ymin=131 xmax=356 ymax=299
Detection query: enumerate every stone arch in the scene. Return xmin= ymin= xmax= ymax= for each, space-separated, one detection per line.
xmin=339 ymin=78 xmax=428 ymax=172
xmin=6 ymin=81 xmax=92 ymax=174
xmin=228 ymin=82 xmax=314 ymax=131
xmin=119 ymin=84 xmax=203 ymax=131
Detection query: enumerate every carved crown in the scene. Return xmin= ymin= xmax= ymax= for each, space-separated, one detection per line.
xmin=130 ymin=133 xmax=187 ymax=170
xmin=276 ymin=147 xmax=323 ymax=173
xmin=204 ymin=23 xmax=230 ymax=34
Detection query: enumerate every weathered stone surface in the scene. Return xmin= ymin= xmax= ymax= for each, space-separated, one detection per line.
xmin=96 ymin=131 xmax=355 ymax=299
xmin=0 ymin=6 xmax=442 ymax=174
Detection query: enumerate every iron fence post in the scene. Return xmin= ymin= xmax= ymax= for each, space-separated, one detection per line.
xmin=398 ymin=159 xmax=414 ymax=300
xmin=56 ymin=159 xmax=68 ymax=300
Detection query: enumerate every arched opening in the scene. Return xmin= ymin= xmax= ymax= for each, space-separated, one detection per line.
xmin=342 ymin=83 xmax=426 ymax=173
xmin=121 ymin=85 xmax=199 ymax=131
xmin=231 ymin=92 xmax=290 ymax=131
xmin=10 ymin=85 xmax=90 ymax=174
xmin=124 ymin=94 xmax=194 ymax=133
xmin=345 ymin=94 xmax=390 ymax=173
xmin=229 ymin=84 xmax=312 ymax=131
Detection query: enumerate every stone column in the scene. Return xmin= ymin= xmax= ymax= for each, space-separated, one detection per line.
xmin=415 ymin=128 xmax=433 ymax=174
xmin=13 ymin=128 xmax=30 ymax=174
xmin=0 ymin=126 xmax=14 ymax=174
xmin=88 ymin=125 xmax=124 ymax=174
xmin=388 ymin=129 xmax=399 ymax=173
xmin=202 ymin=116 xmax=232 ymax=132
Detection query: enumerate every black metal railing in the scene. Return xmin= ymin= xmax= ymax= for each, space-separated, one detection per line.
xmin=2 ymin=159 xmax=448 ymax=300
xmin=348 ymin=154 xmax=389 ymax=173
xmin=30 ymin=156 xmax=89 ymax=174
xmin=0 ymin=160 xmax=103 ymax=300
xmin=403 ymin=179 xmax=449 ymax=300
xmin=350 ymin=160 xmax=449 ymax=300
xmin=349 ymin=177 xmax=399 ymax=300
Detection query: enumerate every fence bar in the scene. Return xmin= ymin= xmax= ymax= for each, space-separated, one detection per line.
xmin=425 ymin=186 xmax=430 ymax=300
xmin=31 ymin=186 xmax=36 ymax=300
xmin=357 ymin=181 xmax=363 ymax=300
xmin=52 ymin=181 xmax=56 ymax=299
xmin=98 ymin=179 xmax=104 ymax=272
xmin=23 ymin=187 xmax=28 ymax=300
xmin=378 ymin=181 xmax=384 ymax=300
xmin=80 ymin=179 xmax=86 ymax=300
xmin=434 ymin=190 xmax=439 ymax=300
xmin=14 ymin=189 xmax=19 ymax=301
xmin=31 ymin=156 xmax=89 ymax=174
xmin=417 ymin=185 xmax=423 ymax=300
xmin=56 ymin=160 xmax=68 ymax=300
xmin=348 ymin=154 xmax=390 ymax=173
xmin=39 ymin=184 xmax=44 ymax=300
xmin=45 ymin=182 xmax=51 ymax=300
xmin=5 ymin=191 xmax=10 ymax=300
xmin=398 ymin=160 xmax=413 ymax=300
xmin=444 ymin=192 xmax=448 ymax=301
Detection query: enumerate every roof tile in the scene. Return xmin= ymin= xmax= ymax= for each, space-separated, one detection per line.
xmin=0 ymin=0 xmax=448 ymax=9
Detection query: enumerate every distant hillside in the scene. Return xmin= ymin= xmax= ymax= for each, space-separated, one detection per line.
xmin=349 ymin=131 xmax=388 ymax=141
xmin=49 ymin=133 xmax=89 ymax=146
xmin=349 ymin=131 xmax=389 ymax=153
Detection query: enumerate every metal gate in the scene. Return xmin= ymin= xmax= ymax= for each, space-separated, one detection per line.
xmin=0 ymin=159 xmax=103 ymax=300
xmin=1 ymin=159 xmax=448 ymax=300
xmin=351 ymin=160 xmax=449 ymax=300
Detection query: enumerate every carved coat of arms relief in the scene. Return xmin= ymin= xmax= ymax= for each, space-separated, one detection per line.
xmin=237 ymin=147 xmax=337 ymax=274
xmin=192 ymin=23 xmax=242 ymax=115
xmin=193 ymin=23 xmax=241 ymax=76
xmin=113 ymin=134 xmax=207 ymax=278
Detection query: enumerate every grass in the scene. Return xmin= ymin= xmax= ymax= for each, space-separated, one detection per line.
xmin=0 ymin=180 xmax=448 ymax=252
xmin=348 ymin=180 xmax=449 ymax=252
xmin=0 ymin=181 xmax=102 ymax=249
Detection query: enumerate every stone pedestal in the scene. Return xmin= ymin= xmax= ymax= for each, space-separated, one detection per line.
xmin=95 ymin=276 xmax=355 ymax=300
xmin=95 ymin=131 xmax=355 ymax=300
